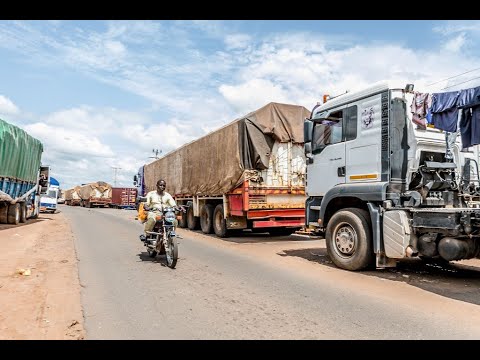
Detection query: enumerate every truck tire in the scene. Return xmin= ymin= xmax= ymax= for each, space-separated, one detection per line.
xmin=178 ymin=210 xmax=187 ymax=228
xmin=0 ymin=204 xmax=8 ymax=224
xmin=7 ymin=203 xmax=20 ymax=225
xmin=187 ymin=205 xmax=199 ymax=230
xmin=325 ymin=207 xmax=374 ymax=271
xmin=213 ymin=204 xmax=229 ymax=238
xmin=200 ymin=204 xmax=214 ymax=234
xmin=20 ymin=203 xmax=27 ymax=223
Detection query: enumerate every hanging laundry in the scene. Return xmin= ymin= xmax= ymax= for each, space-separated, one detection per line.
xmin=458 ymin=86 xmax=480 ymax=148
xmin=426 ymin=108 xmax=433 ymax=126
xmin=430 ymin=90 xmax=460 ymax=132
xmin=410 ymin=92 xmax=432 ymax=130
xmin=459 ymin=108 xmax=473 ymax=149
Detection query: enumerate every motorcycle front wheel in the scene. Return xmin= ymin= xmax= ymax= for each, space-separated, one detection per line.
xmin=165 ymin=236 xmax=178 ymax=269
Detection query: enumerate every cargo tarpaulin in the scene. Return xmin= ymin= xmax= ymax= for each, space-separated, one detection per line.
xmin=144 ymin=102 xmax=310 ymax=196
xmin=64 ymin=187 xmax=81 ymax=201
xmin=78 ymin=181 xmax=112 ymax=200
xmin=0 ymin=118 xmax=43 ymax=183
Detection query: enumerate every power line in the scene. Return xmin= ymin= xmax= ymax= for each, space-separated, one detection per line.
xmin=426 ymin=67 xmax=480 ymax=87
xmin=441 ymin=75 xmax=480 ymax=90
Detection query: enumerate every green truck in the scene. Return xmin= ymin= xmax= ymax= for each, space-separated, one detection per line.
xmin=0 ymin=118 xmax=45 ymax=224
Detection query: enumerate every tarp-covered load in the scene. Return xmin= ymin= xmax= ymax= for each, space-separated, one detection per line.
xmin=78 ymin=181 xmax=112 ymax=200
xmin=0 ymin=118 xmax=43 ymax=183
xmin=144 ymin=102 xmax=310 ymax=195
xmin=64 ymin=187 xmax=81 ymax=201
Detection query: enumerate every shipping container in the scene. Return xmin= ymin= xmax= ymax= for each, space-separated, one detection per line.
xmin=111 ymin=187 xmax=137 ymax=209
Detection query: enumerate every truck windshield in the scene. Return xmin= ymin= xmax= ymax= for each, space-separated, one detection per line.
xmin=47 ymin=190 xmax=57 ymax=198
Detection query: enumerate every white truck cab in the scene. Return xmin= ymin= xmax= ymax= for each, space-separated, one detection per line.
xmin=304 ymin=80 xmax=480 ymax=270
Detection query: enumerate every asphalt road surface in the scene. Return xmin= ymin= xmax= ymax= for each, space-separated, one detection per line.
xmin=61 ymin=205 xmax=480 ymax=339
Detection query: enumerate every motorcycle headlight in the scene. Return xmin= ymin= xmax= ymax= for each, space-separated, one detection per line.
xmin=165 ymin=211 xmax=176 ymax=222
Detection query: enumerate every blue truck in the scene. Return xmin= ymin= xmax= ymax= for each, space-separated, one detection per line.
xmin=0 ymin=118 xmax=45 ymax=225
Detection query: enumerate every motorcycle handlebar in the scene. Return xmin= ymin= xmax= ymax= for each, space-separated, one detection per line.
xmin=143 ymin=205 xmax=186 ymax=213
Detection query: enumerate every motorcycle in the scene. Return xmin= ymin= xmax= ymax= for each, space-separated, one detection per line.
xmin=140 ymin=205 xmax=185 ymax=269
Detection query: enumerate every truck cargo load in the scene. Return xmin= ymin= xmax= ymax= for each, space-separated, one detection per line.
xmin=64 ymin=186 xmax=81 ymax=206
xmin=78 ymin=181 xmax=112 ymax=208
xmin=0 ymin=118 xmax=44 ymax=224
xmin=137 ymin=102 xmax=310 ymax=237
xmin=111 ymin=187 xmax=137 ymax=209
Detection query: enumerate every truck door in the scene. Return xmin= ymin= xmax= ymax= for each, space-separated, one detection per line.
xmin=307 ymin=107 xmax=346 ymax=196
xmin=345 ymin=94 xmax=383 ymax=184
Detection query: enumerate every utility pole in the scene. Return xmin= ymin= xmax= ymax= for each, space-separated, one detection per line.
xmin=150 ymin=148 xmax=162 ymax=160
xmin=111 ymin=167 xmax=121 ymax=187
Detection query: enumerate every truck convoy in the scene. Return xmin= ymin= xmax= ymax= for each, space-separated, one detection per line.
xmin=304 ymin=80 xmax=480 ymax=270
xmin=0 ymin=118 xmax=44 ymax=224
xmin=77 ymin=181 xmax=112 ymax=208
xmin=134 ymin=102 xmax=311 ymax=237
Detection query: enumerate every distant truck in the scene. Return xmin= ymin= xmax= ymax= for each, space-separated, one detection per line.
xmin=0 ymin=118 xmax=44 ymax=225
xmin=78 ymin=181 xmax=112 ymax=208
xmin=64 ymin=186 xmax=81 ymax=206
xmin=111 ymin=187 xmax=137 ymax=209
xmin=39 ymin=175 xmax=59 ymax=213
xmin=134 ymin=102 xmax=310 ymax=237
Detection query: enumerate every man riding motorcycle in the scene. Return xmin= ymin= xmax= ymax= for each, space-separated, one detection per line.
xmin=139 ymin=179 xmax=177 ymax=242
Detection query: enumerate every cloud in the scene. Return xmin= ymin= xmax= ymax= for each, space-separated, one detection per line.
xmin=0 ymin=95 xmax=20 ymax=116
xmin=24 ymin=122 xmax=114 ymax=158
xmin=442 ymin=33 xmax=467 ymax=53
xmin=224 ymin=33 xmax=251 ymax=50
xmin=220 ymin=79 xmax=290 ymax=113
xmin=433 ymin=21 xmax=480 ymax=35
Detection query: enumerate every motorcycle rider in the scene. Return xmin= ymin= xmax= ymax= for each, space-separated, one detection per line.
xmin=139 ymin=179 xmax=177 ymax=241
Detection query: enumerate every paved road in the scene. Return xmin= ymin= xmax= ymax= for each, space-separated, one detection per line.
xmin=61 ymin=204 xmax=480 ymax=339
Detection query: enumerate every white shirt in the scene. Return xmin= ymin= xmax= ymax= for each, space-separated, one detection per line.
xmin=145 ymin=190 xmax=176 ymax=211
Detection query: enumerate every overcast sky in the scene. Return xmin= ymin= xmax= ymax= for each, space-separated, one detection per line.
xmin=1 ymin=20 xmax=479 ymax=190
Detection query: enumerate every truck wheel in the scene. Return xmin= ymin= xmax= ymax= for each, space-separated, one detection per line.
xmin=213 ymin=204 xmax=229 ymax=238
xmin=7 ymin=203 xmax=20 ymax=225
xmin=325 ymin=208 xmax=374 ymax=271
xmin=20 ymin=203 xmax=27 ymax=223
xmin=0 ymin=204 xmax=8 ymax=224
xmin=187 ymin=206 xmax=199 ymax=230
xmin=200 ymin=204 xmax=214 ymax=234
xmin=178 ymin=210 xmax=187 ymax=228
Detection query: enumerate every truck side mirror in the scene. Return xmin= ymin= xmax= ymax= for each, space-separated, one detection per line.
xmin=304 ymin=143 xmax=314 ymax=164
xmin=304 ymin=119 xmax=313 ymax=143
xmin=133 ymin=175 xmax=138 ymax=186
